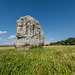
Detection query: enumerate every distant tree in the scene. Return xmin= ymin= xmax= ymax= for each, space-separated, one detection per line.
xmin=61 ymin=41 xmax=65 ymax=45
xmin=56 ymin=41 xmax=61 ymax=45
xmin=66 ymin=42 xmax=70 ymax=45
xmin=50 ymin=37 xmax=75 ymax=45
xmin=46 ymin=44 xmax=49 ymax=46
xmin=50 ymin=42 xmax=55 ymax=45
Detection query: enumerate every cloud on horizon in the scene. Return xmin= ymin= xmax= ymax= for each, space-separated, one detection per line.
xmin=0 ymin=35 xmax=16 ymax=45
xmin=0 ymin=31 xmax=7 ymax=34
xmin=0 ymin=38 xmax=8 ymax=41
xmin=0 ymin=42 xmax=9 ymax=45
xmin=0 ymin=40 xmax=16 ymax=45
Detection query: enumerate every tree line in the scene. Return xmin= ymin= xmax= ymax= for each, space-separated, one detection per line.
xmin=50 ymin=37 xmax=75 ymax=45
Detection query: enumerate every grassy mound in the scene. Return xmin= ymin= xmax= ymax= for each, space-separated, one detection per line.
xmin=0 ymin=46 xmax=75 ymax=75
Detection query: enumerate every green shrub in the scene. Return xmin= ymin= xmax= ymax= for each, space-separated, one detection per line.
xmin=45 ymin=44 xmax=49 ymax=46
xmin=50 ymin=37 xmax=75 ymax=45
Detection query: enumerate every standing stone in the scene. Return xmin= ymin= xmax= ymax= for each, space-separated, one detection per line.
xmin=14 ymin=15 xmax=45 ymax=49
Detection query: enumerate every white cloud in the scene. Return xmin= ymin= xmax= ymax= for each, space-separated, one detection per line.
xmin=0 ymin=40 xmax=16 ymax=45
xmin=0 ymin=38 xmax=7 ymax=41
xmin=0 ymin=42 xmax=9 ymax=45
xmin=4 ymin=42 xmax=10 ymax=44
xmin=0 ymin=31 xmax=7 ymax=34
xmin=0 ymin=38 xmax=2 ymax=40
xmin=8 ymin=35 xmax=16 ymax=39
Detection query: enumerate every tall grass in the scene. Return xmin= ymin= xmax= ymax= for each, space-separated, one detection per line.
xmin=0 ymin=46 xmax=75 ymax=75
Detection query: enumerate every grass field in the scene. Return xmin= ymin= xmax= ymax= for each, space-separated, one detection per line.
xmin=0 ymin=46 xmax=75 ymax=75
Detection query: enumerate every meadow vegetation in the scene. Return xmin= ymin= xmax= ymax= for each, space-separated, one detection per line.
xmin=0 ymin=46 xmax=75 ymax=75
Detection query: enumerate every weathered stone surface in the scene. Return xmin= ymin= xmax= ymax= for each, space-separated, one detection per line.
xmin=14 ymin=15 xmax=45 ymax=49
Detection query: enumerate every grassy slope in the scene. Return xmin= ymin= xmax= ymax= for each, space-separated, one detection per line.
xmin=0 ymin=46 xmax=75 ymax=75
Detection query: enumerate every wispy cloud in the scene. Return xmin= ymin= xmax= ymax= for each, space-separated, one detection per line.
xmin=8 ymin=35 xmax=16 ymax=39
xmin=0 ymin=42 xmax=9 ymax=45
xmin=0 ymin=40 xmax=16 ymax=45
xmin=0 ymin=38 xmax=9 ymax=45
xmin=49 ymin=38 xmax=55 ymax=41
xmin=45 ymin=38 xmax=55 ymax=44
xmin=0 ymin=31 xmax=7 ymax=34
xmin=0 ymin=38 xmax=7 ymax=41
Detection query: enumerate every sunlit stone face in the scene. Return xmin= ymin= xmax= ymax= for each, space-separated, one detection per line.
xmin=14 ymin=15 xmax=45 ymax=49
xmin=16 ymin=21 xmax=23 ymax=38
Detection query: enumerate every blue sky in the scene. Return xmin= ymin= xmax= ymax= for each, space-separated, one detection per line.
xmin=0 ymin=0 xmax=75 ymax=45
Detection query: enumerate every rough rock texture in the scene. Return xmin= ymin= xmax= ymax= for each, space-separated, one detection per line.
xmin=14 ymin=15 xmax=45 ymax=49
